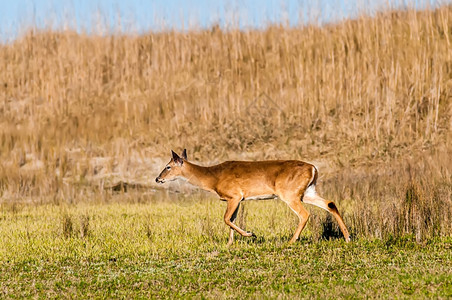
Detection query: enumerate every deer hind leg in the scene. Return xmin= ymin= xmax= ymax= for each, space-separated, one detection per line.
xmin=280 ymin=193 xmax=310 ymax=244
xmin=303 ymin=193 xmax=351 ymax=242
xmin=227 ymin=202 xmax=240 ymax=246
xmin=223 ymin=198 xmax=255 ymax=242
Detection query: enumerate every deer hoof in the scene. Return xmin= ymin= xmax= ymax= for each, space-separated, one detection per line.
xmin=246 ymin=232 xmax=256 ymax=238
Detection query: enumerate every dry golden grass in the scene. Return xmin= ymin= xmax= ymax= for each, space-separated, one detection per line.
xmin=0 ymin=6 xmax=451 ymax=239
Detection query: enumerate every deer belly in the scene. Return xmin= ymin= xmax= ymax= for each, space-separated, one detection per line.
xmin=244 ymin=194 xmax=278 ymax=200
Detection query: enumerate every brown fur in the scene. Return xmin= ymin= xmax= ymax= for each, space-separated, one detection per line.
xmin=156 ymin=150 xmax=351 ymax=245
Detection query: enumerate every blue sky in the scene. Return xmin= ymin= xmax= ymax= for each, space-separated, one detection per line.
xmin=0 ymin=0 xmax=449 ymax=42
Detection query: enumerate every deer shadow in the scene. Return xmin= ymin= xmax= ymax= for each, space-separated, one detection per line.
xmin=320 ymin=214 xmax=346 ymax=241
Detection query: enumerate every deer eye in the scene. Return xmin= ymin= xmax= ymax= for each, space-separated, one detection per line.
xmin=166 ymin=166 xmax=171 ymax=170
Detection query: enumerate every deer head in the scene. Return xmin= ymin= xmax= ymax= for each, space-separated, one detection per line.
xmin=155 ymin=149 xmax=187 ymax=183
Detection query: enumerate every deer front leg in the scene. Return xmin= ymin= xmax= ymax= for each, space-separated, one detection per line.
xmin=224 ymin=198 xmax=255 ymax=243
xmin=227 ymin=202 xmax=241 ymax=246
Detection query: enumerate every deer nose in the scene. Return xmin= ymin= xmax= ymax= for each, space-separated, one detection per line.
xmin=155 ymin=177 xmax=159 ymax=182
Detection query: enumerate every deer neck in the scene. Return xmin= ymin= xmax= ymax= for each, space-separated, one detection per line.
xmin=181 ymin=161 xmax=217 ymax=192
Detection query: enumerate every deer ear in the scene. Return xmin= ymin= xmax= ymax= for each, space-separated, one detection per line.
xmin=181 ymin=149 xmax=187 ymax=160
xmin=171 ymin=150 xmax=183 ymax=165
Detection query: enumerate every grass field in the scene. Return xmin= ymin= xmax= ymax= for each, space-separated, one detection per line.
xmin=0 ymin=2 xmax=451 ymax=299
xmin=1 ymin=195 xmax=451 ymax=298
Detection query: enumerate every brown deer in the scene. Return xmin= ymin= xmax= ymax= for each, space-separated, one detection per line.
xmin=156 ymin=149 xmax=350 ymax=245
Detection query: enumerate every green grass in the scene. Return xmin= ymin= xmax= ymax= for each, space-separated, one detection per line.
xmin=1 ymin=195 xmax=451 ymax=298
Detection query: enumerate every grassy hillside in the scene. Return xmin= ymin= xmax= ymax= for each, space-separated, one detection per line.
xmin=0 ymin=6 xmax=451 ymax=239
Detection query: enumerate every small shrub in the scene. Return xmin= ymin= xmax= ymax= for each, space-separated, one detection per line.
xmin=62 ymin=213 xmax=73 ymax=238
xmin=79 ymin=214 xmax=90 ymax=238
xmin=237 ymin=203 xmax=248 ymax=231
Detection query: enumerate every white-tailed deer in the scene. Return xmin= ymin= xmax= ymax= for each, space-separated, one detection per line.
xmin=156 ymin=149 xmax=350 ymax=245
